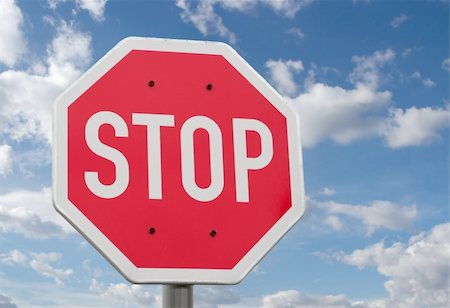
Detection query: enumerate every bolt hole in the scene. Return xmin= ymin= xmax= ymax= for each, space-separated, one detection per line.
xmin=148 ymin=80 xmax=155 ymax=87
xmin=210 ymin=229 xmax=217 ymax=237
xmin=149 ymin=227 xmax=156 ymax=235
xmin=206 ymin=83 xmax=213 ymax=91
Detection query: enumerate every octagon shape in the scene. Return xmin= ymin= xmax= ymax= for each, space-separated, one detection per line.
xmin=53 ymin=37 xmax=305 ymax=284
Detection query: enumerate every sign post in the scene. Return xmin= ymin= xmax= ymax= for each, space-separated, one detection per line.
xmin=53 ymin=37 xmax=305 ymax=302
xmin=163 ymin=285 xmax=193 ymax=308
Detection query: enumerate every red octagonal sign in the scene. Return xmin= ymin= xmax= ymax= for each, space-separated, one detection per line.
xmin=53 ymin=37 xmax=305 ymax=284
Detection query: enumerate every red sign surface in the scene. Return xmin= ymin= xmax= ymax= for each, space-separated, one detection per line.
xmin=53 ymin=37 xmax=305 ymax=284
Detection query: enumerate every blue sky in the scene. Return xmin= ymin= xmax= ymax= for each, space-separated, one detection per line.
xmin=0 ymin=0 xmax=449 ymax=307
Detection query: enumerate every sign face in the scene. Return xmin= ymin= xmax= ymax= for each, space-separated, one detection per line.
xmin=53 ymin=37 xmax=305 ymax=284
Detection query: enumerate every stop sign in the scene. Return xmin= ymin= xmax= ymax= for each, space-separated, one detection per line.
xmin=53 ymin=37 xmax=305 ymax=284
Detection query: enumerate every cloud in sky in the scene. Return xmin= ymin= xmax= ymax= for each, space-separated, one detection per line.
xmin=348 ymin=48 xmax=395 ymax=89
xmin=289 ymin=82 xmax=392 ymax=147
xmin=285 ymin=49 xmax=394 ymax=147
xmin=339 ymin=223 xmax=450 ymax=307
xmin=30 ymin=252 xmax=74 ymax=285
xmin=0 ymin=249 xmax=28 ymax=266
xmin=0 ymin=293 xmax=18 ymax=308
xmin=89 ymin=279 xmax=156 ymax=307
xmin=0 ymin=144 xmax=12 ymax=177
xmin=0 ymin=0 xmax=27 ymax=67
xmin=422 ymin=77 xmax=436 ymax=88
xmin=382 ymin=106 xmax=450 ymax=148
xmin=443 ymin=58 xmax=450 ymax=72
xmin=390 ymin=13 xmax=408 ymax=28
xmin=318 ymin=186 xmax=335 ymax=196
xmin=75 ymin=0 xmax=108 ymax=21
xmin=287 ymin=27 xmax=305 ymax=39
xmin=316 ymin=200 xmax=417 ymax=236
xmin=269 ymin=49 xmax=449 ymax=148
xmin=0 ymin=250 xmax=73 ymax=285
xmin=0 ymin=187 xmax=73 ymax=238
xmin=0 ymin=20 xmax=92 ymax=144
xmin=265 ymin=59 xmax=304 ymax=96
xmin=195 ymin=286 xmax=241 ymax=308
xmin=261 ymin=290 xmax=354 ymax=308
xmin=411 ymin=71 xmax=437 ymax=88
xmin=47 ymin=0 xmax=108 ymax=22
xmin=278 ymin=224 xmax=450 ymax=307
xmin=176 ymin=0 xmax=314 ymax=43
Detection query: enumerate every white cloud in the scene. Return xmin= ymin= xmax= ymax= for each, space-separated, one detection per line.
xmin=381 ymin=106 xmax=450 ymax=148
xmin=196 ymin=286 xmax=241 ymax=308
xmin=288 ymin=49 xmax=394 ymax=147
xmin=0 ymin=0 xmax=26 ymax=67
xmin=266 ymin=59 xmax=304 ymax=96
xmin=262 ymin=0 xmax=314 ymax=19
xmin=0 ymin=292 xmax=17 ymax=308
xmin=176 ymin=0 xmax=314 ymax=43
xmin=318 ymin=186 xmax=335 ymax=196
xmin=442 ymin=58 xmax=450 ymax=72
xmin=401 ymin=48 xmax=413 ymax=57
xmin=0 ymin=186 xmax=73 ymax=237
xmin=316 ymin=200 xmax=417 ymax=236
xmin=75 ymin=0 xmax=108 ymax=21
xmin=0 ymin=250 xmax=73 ymax=286
xmin=261 ymin=290 xmax=354 ymax=308
xmin=286 ymin=49 xmax=449 ymax=148
xmin=0 ymin=144 xmax=12 ymax=176
xmin=0 ymin=205 xmax=65 ymax=238
xmin=89 ymin=279 xmax=156 ymax=307
xmin=0 ymin=21 xmax=92 ymax=143
xmin=47 ymin=0 xmax=67 ymax=9
xmin=30 ymin=252 xmax=73 ymax=285
xmin=0 ymin=249 xmax=28 ymax=266
xmin=411 ymin=71 xmax=437 ymax=88
xmin=176 ymin=0 xmax=237 ymax=44
xmin=287 ymin=27 xmax=305 ymax=39
xmin=288 ymin=83 xmax=391 ymax=147
xmin=349 ymin=49 xmax=395 ymax=89
xmin=48 ymin=0 xmax=108 ymax=22
xmin=324 ymin=215 xmax=343 ymax=231
xmin=411 ymin=71 xmax=421 ymax=79
xmin=339 ymin=223 xmax=450 ymax=307
xmin=422 ymin=77 xmax=436 ymax=88
xmin=390 ymin=13 xmax=408 ymax=28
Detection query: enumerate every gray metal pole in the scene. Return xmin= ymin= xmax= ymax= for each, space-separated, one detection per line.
xmin=162 ymin=285 xmax=193 ymax=308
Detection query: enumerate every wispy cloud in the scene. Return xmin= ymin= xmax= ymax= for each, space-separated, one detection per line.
xmin=391 ymin=13 xmax=408 ymax=28
xmin=442 ymin=57 xmax=450 ymax=72
xmin=1 ymin=250 xmax=73 ymax=285
xmin=316 ymin=199 xmax=417 ymax=236
xmin=196 ymin=286 xmax=242 ymax=308
xmin=262 ymin=290 xmax=353 ymax=308
xmin=381 ymin=106 xmax=449 ymax=148
xmin=89 ymin=279 xmax=157 ymax=307
xmin=338 ymin=223 xmax=450 ymax=307
xmin=175 ymin=0 xmax=314 ymax=43
xmin=30 ymin=252 xmax=73 ymax=285
xmin=48 ymin=0 xmax=108 ymax=22
xmin=287 ymin=27 xmax=305 ymax=39
xmin=0 ymin=144 xmax=12 ymax=176
xmin=0 ymin=20 xmax=91 ymax=143
xmin=265 ymin=59 xmax=304 ymax=96
xmin=0 ymin=292 xmax=17 ymax=308
xmin=0 ymin=187 xmax=73 ymax=238
xmin=0 ymin=0 xmax=27 ymax=67
xmin=283 ymin=49 xmax=449 ymax=148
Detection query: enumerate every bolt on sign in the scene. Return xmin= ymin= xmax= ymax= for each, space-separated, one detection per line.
xmin=53 ymin=37 xmax=306 ymax=284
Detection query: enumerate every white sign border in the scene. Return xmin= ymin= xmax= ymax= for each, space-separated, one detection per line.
xmin=53 ymin=37 xmax=306 ymax=284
